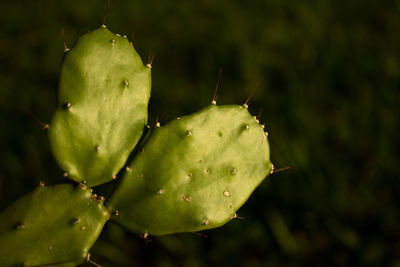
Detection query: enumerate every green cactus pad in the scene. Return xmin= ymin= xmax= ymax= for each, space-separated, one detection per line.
xmin=0 ymin=183 xmax=109 ymax=266
xmin=107 ymin=104 xmax=272 ymax=235
xmin=48 ymin=27 xmax=151 ymax=186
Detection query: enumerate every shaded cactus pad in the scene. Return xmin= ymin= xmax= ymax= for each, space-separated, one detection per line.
xmin=0 ymin=184 xmax=109 ymax=266
xmin=48 ymin=27 xmax=151 ymax=186
xmin=107 ymin=104 xmax=273 ymax=235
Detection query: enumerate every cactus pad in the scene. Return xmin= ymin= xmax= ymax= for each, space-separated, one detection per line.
xmin=48 ymin=27 xmax=151 ymax=186
xmin=107 ymin=104 xmax=272 ymax=235
xmin=0 ymin=184 xmax=109 ymax=266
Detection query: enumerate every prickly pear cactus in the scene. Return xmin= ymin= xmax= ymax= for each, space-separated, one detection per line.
xmin=48 ymin=26 xmax=151 ymax=187
xmin=107 ymin=104 xmax=272 ymax=235
xmin=0 ymin=183 xmax=109 ymax=267
xmin=0 ymin=16 xmax=276 ymax=266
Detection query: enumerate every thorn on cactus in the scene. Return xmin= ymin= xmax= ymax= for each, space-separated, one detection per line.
xmin=271 ymin=166 xmax=291 ymax=174
xmin=102 ymin=0 xmax=110 ymax=27
xmin=23 ymin=107 xmax=49 ymax=131
xmin=85 ymin=252 xmax=102 ymax=267
xmin=146 ymin=50 xmax=155 ymax=68
xmin=211 ymin=68 xmax=222 ymax=105
xmin=257 ymin=108 xmax=263 ymax=121
xmin=191 ymin=232 xmax=208 ymax=238
xmin=244 ymin=81 xmax=260 ymax=108
xmin=232 ymin=214 xmax=246 ymax=220
xmin=61 ymin=27 xmax=70 ymax=53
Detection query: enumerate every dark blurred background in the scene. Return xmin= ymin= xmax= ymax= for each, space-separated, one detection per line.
xmin=1 ymin=0 xmax=399 ymax=266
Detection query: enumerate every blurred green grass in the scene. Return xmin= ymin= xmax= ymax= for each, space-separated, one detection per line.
xmin=1 ymin=0 xmax=399 ymax=266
